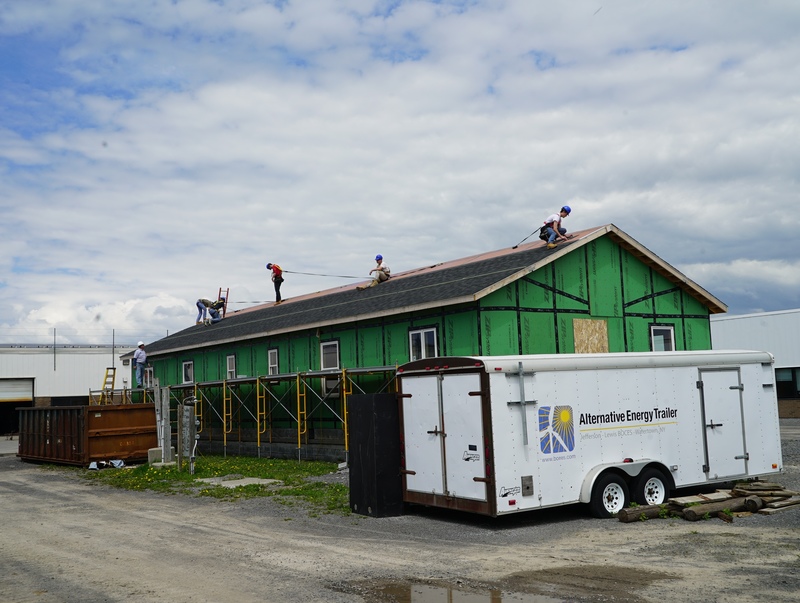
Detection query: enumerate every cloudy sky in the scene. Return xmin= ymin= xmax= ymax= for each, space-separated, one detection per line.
xmin=1 ymin=0 xmax=798 ymax=346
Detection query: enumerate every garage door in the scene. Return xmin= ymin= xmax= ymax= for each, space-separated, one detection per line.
xmin=0 ymin=379 xmax=34 ymax=403
xmin=0 ymin=379 xmax=33 ymax=434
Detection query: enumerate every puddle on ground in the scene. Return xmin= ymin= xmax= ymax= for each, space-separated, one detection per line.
xmin=380 ymin=583 xmax=564 ymax=602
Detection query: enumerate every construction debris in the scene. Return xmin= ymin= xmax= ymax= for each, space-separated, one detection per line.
xmin=619 ymin=481 xmax=800 ymax=523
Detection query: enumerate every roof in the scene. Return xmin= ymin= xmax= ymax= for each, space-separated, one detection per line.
xmin=142 ymin=224 xmax=727 ymax=357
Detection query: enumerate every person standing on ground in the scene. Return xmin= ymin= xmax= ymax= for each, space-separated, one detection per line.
xmin=357 ymin=254 xmax=391 ymax=290
xmin=133 ymin=342 xmax=147 ymax=388
xmin=266 ymin=263 xmax=284 ymax=304
xmin=543 ymin=206 xmax=573 ymax=249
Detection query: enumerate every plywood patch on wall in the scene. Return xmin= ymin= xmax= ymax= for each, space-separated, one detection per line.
xmin=574 ymin=319 xmax=608 ymax=353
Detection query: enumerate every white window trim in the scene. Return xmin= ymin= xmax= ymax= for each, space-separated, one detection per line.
xmin=409 ymin=327 xmax=438 ymax=361
xmin=268 ymin=348 xmax=279 ymax=376
xmin=182 ymin=361 xmax=194 ymax=384
xmin=144 ymin=367 xmax=154 ymax=388
xmin=650 ymin=325 xmax=675 ymax=352
xmin=226 ymin=355 xmax=236 ymax=380
xmin=320 ymin=341 xmax=340 ymax=397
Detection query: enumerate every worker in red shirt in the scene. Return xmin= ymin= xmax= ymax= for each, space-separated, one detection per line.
xmin=266 ymin=263 xmax=284 ymax=304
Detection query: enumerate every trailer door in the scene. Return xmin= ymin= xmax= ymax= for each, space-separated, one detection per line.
xmin=699 ymin=369 xmax=747 ymax=478
xmin=402 ymin=375 xmax=445 ymax=495
xmin=440 ymin=372 xmax=486 ymax=501
xmin=402 ymin=372 xmax=487 ymax=501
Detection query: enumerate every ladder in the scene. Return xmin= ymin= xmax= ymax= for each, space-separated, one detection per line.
xmin=99 ymin=367 xmax=116 ymax=405
xmin=217 ymin=287 xmax=230 ymax=317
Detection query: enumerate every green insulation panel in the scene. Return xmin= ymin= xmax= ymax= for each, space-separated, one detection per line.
xmin=519 ymin=271 xmax=553 ymax=309
xmin=481 ymin=310 xmax=519 ymax=356
xmin=358 ymin=325 xmax=385 ymax=367
xmin=622 ymin=253 xmax=653 ymax=315
xmin=588 ymin=238 xmax=623 ymax=317
xmin=520 ymin=312 xmax=556 ymax=355
xmin=445 ymin=310 xmax=479 ymax=357
xmin=553 ymin=251 xmax=588 ymax=312
xmin=384 ymin=321 xmax=410 ymax=366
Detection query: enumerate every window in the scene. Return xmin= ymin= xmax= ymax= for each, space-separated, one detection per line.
xmin=226 ymin=355 xmax=236 ymax=380
xmin=410 ymin=327 xmax=438 ymax=361
xmin=650 ymin=325 xmax=675 ymax=351
xmin=268 ymin=349 xmax=279 ymax=376
xmin=776 ymin=368 xmax=800 ymax=399
xmin=320 ymin=341 xmax=340 ymax=396
xmin=182 ymin=361 xmax=194 ymax=384
xmin=144 ymin=367 xmax=154 ymax=388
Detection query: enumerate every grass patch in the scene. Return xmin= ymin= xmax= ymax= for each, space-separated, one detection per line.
xmin=75 ymin=455 xmax=351 ymax=515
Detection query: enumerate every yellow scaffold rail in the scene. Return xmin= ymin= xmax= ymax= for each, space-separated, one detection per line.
xmin=256 ymin=376 xmax=268 ymax=448
xmin=297 ymin=373 xmax=307 ymax=449
xmin=223 ymin=379 xmax=233 ymax=443
xmin=194 ymin=384 xmax=204 ymax=434
xmin=341 ymin=368 xmax=351 ymax=453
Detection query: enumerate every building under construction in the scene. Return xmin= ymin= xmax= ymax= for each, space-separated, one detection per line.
xmin=122 ymin=224 xmax=728 ymax=462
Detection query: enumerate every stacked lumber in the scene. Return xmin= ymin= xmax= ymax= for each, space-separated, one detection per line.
xmin=618 ymin=481 xmax=800 ymax=523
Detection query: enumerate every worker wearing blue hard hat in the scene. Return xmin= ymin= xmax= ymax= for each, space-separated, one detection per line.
xmin=357 ymin=254 xmax=391 ymax=290
xmin=541 ymin=206 xmax=573 ymax=249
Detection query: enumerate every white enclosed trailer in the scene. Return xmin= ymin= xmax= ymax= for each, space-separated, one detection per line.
xmin=396 ymin=350 xmax=783 ymax=517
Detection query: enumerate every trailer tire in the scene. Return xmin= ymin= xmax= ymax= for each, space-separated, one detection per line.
xmin=589 ymin=473 xmax=629 ymax=518
xmin=632 ymin=468 xmax=669 ymax=506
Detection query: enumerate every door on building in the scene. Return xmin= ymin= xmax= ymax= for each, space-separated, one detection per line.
xmin=699 ymin=369 xmax=747 ymax=478
xmin=401 ymin=372 xmax=487 ymax=502
xmin=0 ymin=378 xmax=34 ymax=434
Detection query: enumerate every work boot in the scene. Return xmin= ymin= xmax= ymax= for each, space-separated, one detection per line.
xmin=547 ymin=243 xmax=557 ymax=249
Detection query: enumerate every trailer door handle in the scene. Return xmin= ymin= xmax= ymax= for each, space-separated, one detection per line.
xmin=706 ymin=420 xmax=723 ymax=429
xmin=427 ymin=426 xmax=443 ymax=436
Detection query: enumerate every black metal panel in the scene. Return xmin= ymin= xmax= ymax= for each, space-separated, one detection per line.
xmin=348 ymin=393 xmax=403 ymax=517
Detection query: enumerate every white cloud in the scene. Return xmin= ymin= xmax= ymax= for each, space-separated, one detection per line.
xmin=1 ymin=0 xmax=799 ymax=344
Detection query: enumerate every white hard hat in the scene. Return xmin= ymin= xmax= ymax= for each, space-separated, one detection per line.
xmin=137 ymin=341 xmax=144 ymax=347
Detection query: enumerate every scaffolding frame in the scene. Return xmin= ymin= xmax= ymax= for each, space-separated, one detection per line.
xmin=89 ymin=366 xmax=397 ymax=458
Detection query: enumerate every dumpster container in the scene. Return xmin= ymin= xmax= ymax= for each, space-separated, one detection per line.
xmin=17 ymin=404 xmax=157 ymax=466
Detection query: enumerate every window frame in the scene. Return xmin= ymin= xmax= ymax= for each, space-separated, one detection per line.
xmin=320 ymin=340 xmax=340 ymax=397
xmin=182 ymin=361 xmax=194 ymax=384
xmin=144 ymin=367 xmax=154 ymax=388
xmin=409 ymin=326 xmax=439 ymax=362
xmin=268 ymin=348 xmax=279 ymax=376
xmin=226 ymin=355 xmax=236 ymax=380
xmin=650 ymin=325 xmax=675 ymax=352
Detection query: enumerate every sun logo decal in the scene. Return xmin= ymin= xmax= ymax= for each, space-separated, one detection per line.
xmin=539 ymin=405 xmax=575 ymax=454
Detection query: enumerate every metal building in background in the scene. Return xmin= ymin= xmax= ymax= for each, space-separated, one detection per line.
xmin=0 ymin=344 xmax=136 ymax=434
xmin=712 ymin=308 xmax=800 ymax=416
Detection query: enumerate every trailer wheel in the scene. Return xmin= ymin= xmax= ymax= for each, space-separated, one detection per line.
xmin=632 ymin=468 xmax=669 ymax=506
xmin=589 ymin=473 xmax=629 ymax=518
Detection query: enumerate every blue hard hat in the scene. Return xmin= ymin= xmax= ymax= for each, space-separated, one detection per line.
xmin=375 ymin=254 xmax=383 ymax=261
xmin=562 ymin=205 xmax=571 ymax=214
xmin=266 ymin=263 xmax=273 ymax=269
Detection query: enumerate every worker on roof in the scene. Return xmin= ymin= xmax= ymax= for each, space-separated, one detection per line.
xmin=196 ymin=297 xmax=226 ymax=325
xmin=357 ymin=254 xmax=391 ymax=290
xmin=541 ymin=205 xmax=573 ymax=249
xmin=266 ymin=263 xmax=284 ymax=304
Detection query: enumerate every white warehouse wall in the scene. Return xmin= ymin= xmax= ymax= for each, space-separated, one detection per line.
xmin=0 ymin=346 xmax=135 ymax=398
xmin=711 ymin=308 xmax=800 ymax=369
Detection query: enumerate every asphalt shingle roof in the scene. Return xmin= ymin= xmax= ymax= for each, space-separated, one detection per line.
xmin=143 ymin=224 xmax=726 ymax=357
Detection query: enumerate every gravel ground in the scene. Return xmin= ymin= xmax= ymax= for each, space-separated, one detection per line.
xmin=0 ymin=420 xmax=798 ymax=603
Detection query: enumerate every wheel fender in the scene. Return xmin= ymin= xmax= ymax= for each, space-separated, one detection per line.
xmin=579 ymin=460 xmax=654 ymax=503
